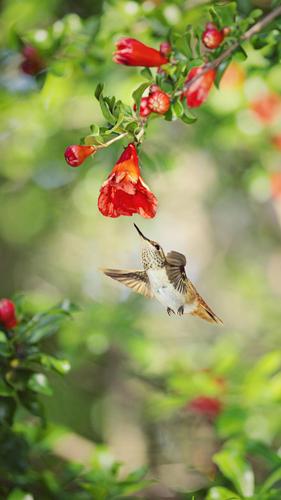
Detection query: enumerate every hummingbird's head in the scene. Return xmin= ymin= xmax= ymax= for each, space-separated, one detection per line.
xmin=134 ymin=223 xmax=165 ymax=269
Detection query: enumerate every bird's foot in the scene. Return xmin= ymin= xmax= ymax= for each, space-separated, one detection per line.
xmin=177 ymin=306 xmax=184 ymax=316
xmin=167 ymin=307 xmax=175 ymax=316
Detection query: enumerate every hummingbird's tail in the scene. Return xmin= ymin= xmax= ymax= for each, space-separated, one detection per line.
xmin=191 ymin=298 xmax=223 ymax=325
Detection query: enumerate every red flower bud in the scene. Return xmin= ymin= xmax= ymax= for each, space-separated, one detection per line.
xmin=0 ymin=299 xmax=18 ymax=330
xmin=222 ymin=27 xmax=231 ymax=36
xmin=64 ymin=145 xmax=96 ymax=167
xmin=184 ymin=66 xmax=216 ymax=108
xmin=188 ymin=396 xmax=222 ymax=419
xmin=20 ymin=45 xmax=45 ymax=76
xmin=148 ymin=90 xmax=170 ymax=114
xmin=98 ymin=143 xmax=157 ymax=218
xmin=202 ymin=22 xmax=224 ymax=49
xmin=113 ymin=38 xmax=168 ymax=67
xmin=160 ymin=41 xmax=172 ymax=57
xmin=149 ymin=84 xmax=161 ymax=94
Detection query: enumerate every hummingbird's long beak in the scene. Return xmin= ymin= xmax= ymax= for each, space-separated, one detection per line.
xmin=133 ymin=223 xmax=150 ymax=242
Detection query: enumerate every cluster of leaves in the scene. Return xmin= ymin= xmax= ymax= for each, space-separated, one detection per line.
xmin=0 ymin=298 xmax=148 ymax=499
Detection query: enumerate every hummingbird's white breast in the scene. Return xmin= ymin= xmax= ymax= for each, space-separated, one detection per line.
xmin=147 ymin=268 xmax=186 ymax=312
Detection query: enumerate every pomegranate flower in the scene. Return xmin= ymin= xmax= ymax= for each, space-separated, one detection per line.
xmin=20 ymin=45 xmax=45 ymax=76
xmin=64 ymin=145 xmax=96 ymax=167
xmin=188 ymin=396 xmax=222 ymax=419
xmin=184 ymin=66 xmax=216 ymax=108
xmin=0 ymin=299 xmax=18 ymax=330
xmin=148 ymin=89 xmax=170 ymax=114
xmin=98 ymin=144 xmax=157 ymax=218
xmin=113 ymin=38 xmax=168 ymax=67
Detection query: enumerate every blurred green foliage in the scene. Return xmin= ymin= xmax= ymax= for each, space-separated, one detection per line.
xmin=1 ymin=0 xmax=281 ymax=499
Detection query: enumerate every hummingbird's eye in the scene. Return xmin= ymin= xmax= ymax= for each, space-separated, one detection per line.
xmin=155 ymin=244 xmax=160 ymax=251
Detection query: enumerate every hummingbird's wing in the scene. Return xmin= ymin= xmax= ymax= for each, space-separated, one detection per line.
xmin=166 ymin=251 xmax=188 ymax=294
xmin=166 ymin=252 xmax=223 ymax=324
xmin=102 ymin=269 xmax=154 ymax=298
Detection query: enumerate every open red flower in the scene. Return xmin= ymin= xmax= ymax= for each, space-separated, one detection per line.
xmin=0 ymin=299 xmax=18 ymax=330
xmin=184 ymin=66 xmax=216 ymax=108
xmin=148 ymin=89 xmax=170 ymax=114
xmin=113 ymin=38 xmax=168 ymax=67
xmin=64 ymin=145 xmax=96 ymax=167
xmin=98 ymin=144 xmax=157 ymax=218
xmin=20 ymin=45 xmax=45 ymax=76
xmin=188 ymin=396 xmax=222 ymax=419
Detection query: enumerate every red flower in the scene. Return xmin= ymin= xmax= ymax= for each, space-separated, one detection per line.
xmin=20 ymin=45 xmax=45 ymax=76
xmin=98 ymin=144 xmax=157 ymax=218
xmin=148 ymin=90 xmax=170 ymax=114
xmin=113 ymin=38 xmax=168 ymax=67
xmin=184 ymin=66 xmax=216 ymax=108
xmin=134 ymin=97 xmax=152 ymax=118
xmin=202 ymin=22 xmax=225 ymax=49
xmin=271 ymin=172 xmax=281 ymax=198
xmin=250 ymin=93 xmax=281 ymax=124
xmin=188 ymin=396 xmax=222 ymax=419
xmin=64 ymin=145 xmax=96 ymax=167
xmin=0 ymin=299 xmax=18 ymax=330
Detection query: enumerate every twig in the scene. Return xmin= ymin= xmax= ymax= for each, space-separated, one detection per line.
xmin=96 ymin=131 xmax=128 ymax=149
xmin=175 ymin=5 xmax=281 ymax=96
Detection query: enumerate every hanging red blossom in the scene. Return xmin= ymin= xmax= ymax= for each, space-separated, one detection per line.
xmin=184 ymin=66 xmax=216 ymax=108
xmin=20 ymin=45 xmax=45 ymax=76
xmin=188 ymin=396 xmax=222 ymax=419
xmin=134 ymin=97 xmax=152 ymax=118
xmin=0 ymin=299 xmax=18 ymax=330
xmin=113 ymin=38 xmax=168 ymax=67
xmin=98 ymin=144 xmax=157 ymax=218
xmin=64 ymin=145 xmax=96 ymax=167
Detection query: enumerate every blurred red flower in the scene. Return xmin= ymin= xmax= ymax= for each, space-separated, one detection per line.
xmin=250 ymin=93 xmax=281 ymax=123
xmin=0 ymin=299 xmax=18 ymax=330
xmin=113 ymin=38 xmax=168 ymax=67
xmin=272 ymin=135 xmax=281 ymax=151
xmin=184 ymin=66 xmax=216 ymax=108
xmin=20 ymin=45 xmax=45 ymax=76
xmin=220 ymin=62 xmax=245 ymax=89
xmin=64 ymin=145 xmax=96 ymax=167
xmin=188 ymin=396 xmax=222 ymax=419
xmin=98 ymin=143 xmax=157 ymax=218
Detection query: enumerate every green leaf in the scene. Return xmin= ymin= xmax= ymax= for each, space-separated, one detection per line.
xmin=0 ymin=378 xmax=15 ymax=397
xmin=140 ymin=68 xmax=153 ymax=80
xmin=181 ymin=111 xmax=197 ymax=124
xmin=90 ymin=124 xmax=100 ymax=136
xmin=233 ymin=45 xmax=248 ymax=62
xmin=0 ymin=331 xmax=8 ymax=343
xmin=172 ymin=100 xmax=184 ymax=118
xmin=7 ymin=489 xmax=34 ymax=500
xmin=213 ymin=447 xmax=254 ymax=497
xmin=207 ymin=486 xmax=241 ymax=500
xmin=215 ymin=59 xmax=232 ymax=88
xmin=132 ymin=82 xmax=151 ymax=109
xmin=95 ymin=83 xmax=104 ymax=100
xmin=28 ymin=373 xmax=53 ymax=396
xmin=260 ymin=466 xmax=281 ymax=494
xmin=99 ymin=94 xmax=116 ymax=125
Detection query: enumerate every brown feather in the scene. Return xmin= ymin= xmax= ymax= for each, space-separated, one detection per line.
xmin=101 ymin=268 xmax=153 ymax=298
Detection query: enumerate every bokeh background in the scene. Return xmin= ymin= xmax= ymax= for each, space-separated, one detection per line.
xmin=1 ymin=0 xmax=281 ymax=498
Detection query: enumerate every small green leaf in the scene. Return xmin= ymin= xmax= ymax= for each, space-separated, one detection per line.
xmin=0 ymin=331 xmax=8 ymax=343
xmin=215 ymin=58 xmax=232 ymax=88
xmin=95 ymin=83 xmax=104 ymax=100
xmin=39 ymin=354 xmax=71 ymax=375
xmin=233 ymin=45 xmax=248 ymax=61
xmin=172 ymin=100 xmax=184 ymax=118
xmin=207 ymin=486 xmax=241 ymax=500
xmin=28 ymin=373 xmax=53 ymax=396
xmin=140 ymin=68 xmax=153 ymax=80
xmin=181 ymin=111 xmax=197 ymax=124
xmin=90 ymin=124 xmax=100 ymax=136
xmin=99 ymin=95 xmax=116 ymax=124
xmin=260 ymin=466 xmax=281 ymax=494
xmin=132 ymin=82 xmax=151 ymax=109
xmin=7 ymin=488 xmax=34 ymax=500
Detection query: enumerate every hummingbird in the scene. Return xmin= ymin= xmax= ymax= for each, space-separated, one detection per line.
xmin=102 ymin=224 xmax=223 ymax=324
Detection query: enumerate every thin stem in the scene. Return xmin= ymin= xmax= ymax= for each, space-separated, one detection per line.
xmin=175 ymin=5 xmax=281 ymax=97
xmin=96 ymin=132 xmax=128 ymax=149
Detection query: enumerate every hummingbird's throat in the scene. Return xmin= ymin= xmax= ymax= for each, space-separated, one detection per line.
xmin=141 ymin=245 xmax=165 ymax=270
